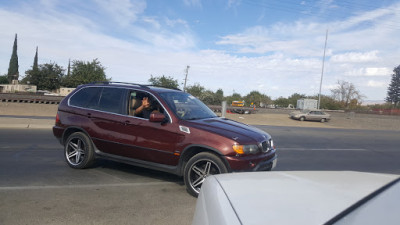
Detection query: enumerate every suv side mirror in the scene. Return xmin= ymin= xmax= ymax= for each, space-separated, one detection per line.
xmin=149 ymin=112 xmax=166 ymax=123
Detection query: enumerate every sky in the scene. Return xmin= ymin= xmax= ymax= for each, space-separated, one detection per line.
xmin=1 ymin=0 xmax=400 ymax=101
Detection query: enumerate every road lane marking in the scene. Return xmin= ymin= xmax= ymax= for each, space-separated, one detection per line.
xmin=0 ymin=181 xmax=177 ymax=191
xmin=279 ymin=148 xmax=367 ymax=151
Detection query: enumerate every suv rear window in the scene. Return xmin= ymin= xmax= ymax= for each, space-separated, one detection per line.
xmin=98 ymin=87 xmax=126 ymax=114
xmin=69 ymin=87 xmax=102 ymax=109
xmin=69 ymin=87 xmax=126 ymax=114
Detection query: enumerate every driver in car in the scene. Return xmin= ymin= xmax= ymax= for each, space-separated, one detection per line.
xmin=134 ymin=96 xmax=159 ymax=119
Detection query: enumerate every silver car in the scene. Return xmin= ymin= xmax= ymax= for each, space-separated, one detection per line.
xmin=290 ymin=110 xmax=331 ymax=122
xmin=192 ymin=171 xmax=399 ymax=225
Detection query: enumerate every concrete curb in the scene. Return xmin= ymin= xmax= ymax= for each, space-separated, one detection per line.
xmin=0 ymin=124 xmax=53 ymax=129
xmin=0 ymin=117 xmax=53 ymax=129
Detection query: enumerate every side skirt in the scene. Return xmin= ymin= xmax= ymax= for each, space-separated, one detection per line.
xmin=94 ymin=149 xmax=181 ymax=176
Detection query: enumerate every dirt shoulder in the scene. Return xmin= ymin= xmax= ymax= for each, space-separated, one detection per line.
xmin=223 ymin=112 xmax=400 ymax=131
xmin=1 ymin=102 xmax=399 ymax=131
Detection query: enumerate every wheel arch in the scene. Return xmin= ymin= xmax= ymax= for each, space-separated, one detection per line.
xmin=61 ymin=126 xmax=91 ymax=146
xmin=177 ymin=145 xmax=231 ymax=176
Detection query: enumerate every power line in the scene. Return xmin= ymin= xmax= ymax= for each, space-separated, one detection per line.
xmin=183 ymin=65 xmax=190 ymax=92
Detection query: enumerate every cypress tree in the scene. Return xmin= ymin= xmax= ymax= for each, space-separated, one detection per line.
xmin=33 ymin=46 xmax=38 ymax=70
xmin=67 ymin=59 xmax=71 ymax=76
xmin=7 ymin=33 xmax=19 ymax=83
xmin=386 ymin=65 xmax=400 ymax=107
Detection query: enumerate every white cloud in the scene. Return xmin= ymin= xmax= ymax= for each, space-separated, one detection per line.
xmin=317 ymin=0 xmax=339 ymax=13
xmin=227 ymin=0 xmax=241 ymax=7
xmin=1 ymin=1 xmax=399 ymax=101
xmin=344 ymin=67 xmax=391 ymax=77
xmin=365 ymin=67 xmax=391 ymax=76
xmin=210 ymin=2 xmax=400 ymax=100
xmin=322 ymin=84 xmax=337 ymax=90
xmin=183 ymin=0 xmax=202 ymax=8
xmin=142 ymin=17 xmax=161 ymax=29
xmin=367 ymin=80 xmax=387 ymax=87
xmin=330 ymin=51 xmax=380 ymax=63
xmin=93 ymin=0 xmax=146 ymax=26
xmin=165 ymin=18 xmax=189 ymax=29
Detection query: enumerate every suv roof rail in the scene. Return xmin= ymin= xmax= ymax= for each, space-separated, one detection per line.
xmin=88 ymin=81 xmax=181 ymax=91
xmin=88 ymin=81 xmax=151 ymax=89
xmin=142 ymin=85 xmax=181 ymax=91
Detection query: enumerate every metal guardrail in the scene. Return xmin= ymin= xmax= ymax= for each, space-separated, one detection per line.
xmin=0 ymin=93 xmax=64 ymax=104
xmin=208 ymin=105 xmax=258 ymax=114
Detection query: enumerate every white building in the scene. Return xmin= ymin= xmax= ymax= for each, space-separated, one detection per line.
xmin=297 ymin=99 xmax=318 ymax=110
xmin=57 ymin=87 xmax=75 ymax=96
xmin=0 ymin=80 xmax=37 ymax=93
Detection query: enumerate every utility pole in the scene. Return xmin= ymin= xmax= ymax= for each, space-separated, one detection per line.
xmin=318 ymin=29 xmax=328 ymax=109
xmin=183 ymin=65 xmax=190 ymax=92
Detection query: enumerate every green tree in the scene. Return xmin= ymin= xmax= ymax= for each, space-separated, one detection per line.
xmin=308 ymin=94 xmax=342 ymax=110
xmin=33 ymin=47 xmax=38 ymax=71
xmin=215 ymin=89 xmax=224 ymax=105
xmin=288 ymin=93 xmax=307 ymax=106
xmin=274 ymin=97 xmax=290 ymax=108
xmin=21 ymin=47 xmax=40 ymax=86
xmin=148 ymin=75 xmax=179 ymax=89
xmin=7 ymin=33 xmax=19 ymax=83
xmin=225 ymin=93 xmax=243 ymax=105
xmin=0 ymin=74 xmax=8 ymax=84
xmin=244 ymin=90 xmax=272 ymax=107
xmin=320 ymin=95 xmax=342 ymax=110
xmin=62 ymin=59 xmax=109 ymax=87
xmin=67 ymin=59 xmax=71 ymax=76
xmin=186 ymin=83 xmax=205 ymax=97
xmin=199 ymin=90 xmax=217 ymax=105
xmin=331 ymin=80 xmax=363 ymax=109
xmin=23 ymin=62 xmax=64 ymax=90
xmin=386 ymin=65 xmax=400 ymax=107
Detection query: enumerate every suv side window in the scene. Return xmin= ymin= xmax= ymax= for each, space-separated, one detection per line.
xmin=98 ymin=87 xmax=126 ymax=114
xmin=129 ymin=90 xmax=165 ymax=119
xmin=69 ymin=87 xmax=102 ymax=109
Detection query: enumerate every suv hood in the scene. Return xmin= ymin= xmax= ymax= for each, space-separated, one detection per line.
xmin=193 ymin=171 xmax=399 ymax=225
xmin=183 ymin=117 xmax=270 ymax=144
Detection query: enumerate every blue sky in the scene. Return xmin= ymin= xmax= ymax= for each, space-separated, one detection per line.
xmin=1 ymin=0 xmax=400 ymax=101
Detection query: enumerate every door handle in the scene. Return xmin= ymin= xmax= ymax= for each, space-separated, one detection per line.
xmin=87 ymin=113 xmax=92 ymax=118
xmin=124 ymin=120 xmax=130 ymax=125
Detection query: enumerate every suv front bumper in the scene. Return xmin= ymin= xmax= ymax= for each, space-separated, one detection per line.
xmin=224 ymin=150 xmax=277 ymax=172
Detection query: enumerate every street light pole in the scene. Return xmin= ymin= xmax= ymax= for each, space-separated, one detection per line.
xmin=318 ymin=29 xmax=328 ymax=110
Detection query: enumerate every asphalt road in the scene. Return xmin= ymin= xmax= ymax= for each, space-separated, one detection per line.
xmin=256 ymin=125 xmax=400 ymax=174
xmin=0 ymin=127 xmax=399 ymax=225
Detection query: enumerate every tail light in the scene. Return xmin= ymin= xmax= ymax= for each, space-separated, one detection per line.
xmin=55 ymin=112 xmax=60 ymax=124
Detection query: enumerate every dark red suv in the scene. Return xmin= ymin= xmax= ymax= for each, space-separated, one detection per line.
xmin=53 ymin=82 xmax=277 ymax=196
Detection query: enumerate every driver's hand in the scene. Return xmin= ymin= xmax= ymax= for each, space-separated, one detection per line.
xmin=142 ymin=97 xmax=150 ymax=109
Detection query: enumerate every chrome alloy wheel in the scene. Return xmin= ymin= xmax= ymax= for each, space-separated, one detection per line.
xmin=65 ymin=137 xmax=87 ymax=166
xmin=188 ymin=159 xmax=221 ymax=194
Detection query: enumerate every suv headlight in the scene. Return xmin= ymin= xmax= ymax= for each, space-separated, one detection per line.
xmin=233 ymin=144 xmax=259 ymax=155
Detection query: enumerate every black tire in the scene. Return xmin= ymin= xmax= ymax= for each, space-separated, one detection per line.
xmin=64 ymin=132 xmax=95 ymax=169
xmin=299 ymin=117 xmax=305 ymax=121
xmin=321 ymin=118 xmax=326 ymax=123
xmin=184 ymin=152 xmax=228 ymax=197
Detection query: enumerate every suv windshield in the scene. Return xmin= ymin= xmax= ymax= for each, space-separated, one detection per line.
xmin=159 ymin=92 xmax=217 ymax=120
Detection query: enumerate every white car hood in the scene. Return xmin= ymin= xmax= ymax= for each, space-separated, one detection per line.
xmin=193 ymin=171 xmax=398 ymax=225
